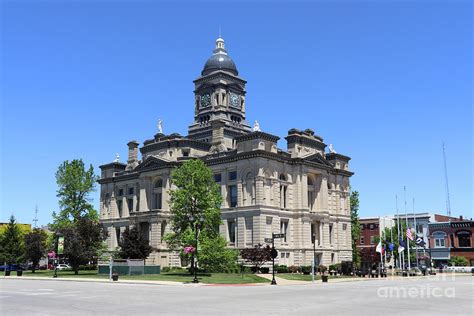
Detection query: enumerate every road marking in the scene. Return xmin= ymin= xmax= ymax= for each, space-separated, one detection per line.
xmin=0 ymin=295 xmax=11 ymax=299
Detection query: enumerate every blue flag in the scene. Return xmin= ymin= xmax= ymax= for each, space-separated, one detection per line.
xmin=389 ymin=243 xmax=394 ymax=252
xmin=398 ymin=238 xmax=406 ymax=252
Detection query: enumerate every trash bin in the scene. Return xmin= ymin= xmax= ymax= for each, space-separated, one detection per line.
xmin=112 ymin=273 xmax=119 ymax=281
xmin=16 ymin=270 xmax=23 ymax=277
xmin=322 ymin=275 xmax=328 ymax=283
xmin=5 ymin=270 xmax=10 ymax=276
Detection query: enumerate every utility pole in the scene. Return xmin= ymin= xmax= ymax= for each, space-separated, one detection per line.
xmin=442 ymin=142 xmax=451 ymax=217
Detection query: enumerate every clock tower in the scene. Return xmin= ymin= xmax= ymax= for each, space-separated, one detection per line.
xmin=188 ymin=37 xmax=251 ymax=151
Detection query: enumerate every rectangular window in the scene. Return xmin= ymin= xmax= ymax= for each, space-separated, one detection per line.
xmin=115 ymin=227 xmax=121 ymax=246
xmin=154 ymin=193 xmax=162 ymax=209
xmin=127 ymin=199 xmax=133 ymax=212
xmin=118 ymin=189 xmax=124 ymax=196
xmin=360 ymin=236 xmax=365 ymax=245
xmin=434 ymin=238 xmax=446 ymax=248
xmin=128 ymin=187 xmax=134 ymax=195
xmin=280 ymin=220 xmax=289 ymax=242
xmin=228 ymin=171 xmax=237 ymax=181
xmin=214 ymin=173 xmax=222 ymax=182
xmin=329 ymin=224 xmax=333 ymax=244
xmin=161 ymin=221 xmax=167 ymax=242
xmin=245 ymin=217 xmax=253 ymax=246
xmin=369 ymin=224 xmax=374 ymax=231
xmin=117 ymin=200 xmax=123 ymax=217
xmin=228 ymin=185 xmax=237 ymax=207
xmin=370 ymin=236 xmax=375 ymax=245
xmin=228 ymin=220 xmax=236 ymax=243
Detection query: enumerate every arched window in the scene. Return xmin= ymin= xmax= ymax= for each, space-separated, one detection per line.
xmin=152 ymin=178 xmax=163 ymax=210
xmin=432 ymin=231 xmax=447 ymax=248
xmin=154 ymin=178 xmax=163 ymax=188
xmin=457 ymin=231 xmax=471 ymax=248
xmin=307 ymin=175 xmax=315 ymax=210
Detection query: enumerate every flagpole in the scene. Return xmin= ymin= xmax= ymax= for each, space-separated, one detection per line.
xmin=396 ymin=195 xmax=402 ymax=270
xmin=383 ymin=217 xmax=387 ymax=268
xmin=413 ymin=198 xmax=419 ymax=268
xmin=404 ymin=186 xmax=411 ymax=272
xmin=380 ymin=217 xmax=384 ymax=270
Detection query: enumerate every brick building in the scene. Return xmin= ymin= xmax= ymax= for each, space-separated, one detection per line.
xmin=428 ymin=219 xmax=474 ymax=266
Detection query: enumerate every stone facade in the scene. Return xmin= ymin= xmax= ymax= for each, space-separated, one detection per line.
xmin=98 ymin=37 xmax=354 ymax=267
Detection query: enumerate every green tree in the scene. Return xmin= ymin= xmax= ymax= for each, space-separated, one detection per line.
xmin=165 ymin=159 xmax=224 ymax=272
xmin=118 ymin=226 xmax=153 ymax=260
xmin=59 ymin=217 xmax=106 ymax=274
xmin=350 ymin=191 xmax=361 ymax=267
xmin=198 ymin=235 xmax=238 ymax=272
xmin=449 ymin=256 xmax=469 ymax=267
xmin=24 ymin=228 xmax=48 ymax=273
xmin=0 ymin=216 xmax=25 ymax=265
xmin=51 ymin=159 xmax=99 ymax=230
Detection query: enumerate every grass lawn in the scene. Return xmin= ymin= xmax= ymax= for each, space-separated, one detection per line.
xmin=277 ymin=273 xmax=353 ymax=281
xmin=21 ymin=270 xmax=268 ymax=284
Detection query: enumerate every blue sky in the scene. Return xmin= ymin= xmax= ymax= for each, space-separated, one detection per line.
xmin=1 ymin=1 xmax=472 ymax=226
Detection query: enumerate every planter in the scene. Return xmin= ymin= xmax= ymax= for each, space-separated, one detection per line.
xmin=5 ymin=270 xmax=10 ymax=276
xmin=321 ymin=275 xmax=329 ymax=283
xmin=16 ymin=270 xmax=23 ymax=277
xmin=112 ymin=273 xmax=119 ymax=281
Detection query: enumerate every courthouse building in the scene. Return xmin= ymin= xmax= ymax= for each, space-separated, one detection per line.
xmin=99 ymin=37 xmax=354 ymax=267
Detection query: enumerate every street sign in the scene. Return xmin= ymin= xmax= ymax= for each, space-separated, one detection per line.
xmin=270 ymin=247 xmax=278 ymax=259
xmin=272 ymin=233 xmax=285 ymax=239
xmin=264 ymin=238 xmax=273 ymax=243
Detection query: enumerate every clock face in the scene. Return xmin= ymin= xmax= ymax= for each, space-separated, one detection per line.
xmin=229 ymin=93 xmax=240 ymax=108
xmin=200 ymin=94 xmax=211 ymax=107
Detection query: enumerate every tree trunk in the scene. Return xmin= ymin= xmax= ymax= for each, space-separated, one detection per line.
xmin=75 ymin=268 xmax=79 ymax=275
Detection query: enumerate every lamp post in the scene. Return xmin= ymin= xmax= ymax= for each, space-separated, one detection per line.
xmin=312 ymin=233 xmax=316 ymax=282
xmin=53 ymin=233 xmax=62 ymax=278
xmin=427 ymin=237 xmax=433 ymax=273
xmin=189 ymin=214 xmax=205 ymax=283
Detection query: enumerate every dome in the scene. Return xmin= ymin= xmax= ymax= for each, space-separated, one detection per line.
xmin=201 ymin=38 xmax=238 ymax=76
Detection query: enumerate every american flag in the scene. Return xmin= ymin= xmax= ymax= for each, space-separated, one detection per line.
xmin=406 ymin=228 xmax=414 ymax=241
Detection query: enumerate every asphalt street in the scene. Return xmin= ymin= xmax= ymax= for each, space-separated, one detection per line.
xmin=0 ymin=275 xmax=472 ymax=315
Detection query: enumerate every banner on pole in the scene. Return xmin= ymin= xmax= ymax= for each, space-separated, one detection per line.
xmin=57 ymin=236 xmax=64 ymax=255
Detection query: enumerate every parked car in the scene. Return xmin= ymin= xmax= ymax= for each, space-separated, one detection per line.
xmin=0 ymin=264 xmax=21 ymax=271
xmin=56 ymin=264 xmax=71 ymax=270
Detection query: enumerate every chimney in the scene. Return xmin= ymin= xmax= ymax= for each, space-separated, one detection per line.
xmin=126 ymin=140 xmax=139 ymax=171
xmin=460 ymin=215 xmax=463 ymax=220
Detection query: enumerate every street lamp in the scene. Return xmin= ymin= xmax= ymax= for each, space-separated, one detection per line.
xmin=312 ymin=233 xmax=316 ymax=282
xmin=53 ymin=232 xmax=62 ymax=278
xmin=189 ymin=214 xmax=205 ymax=283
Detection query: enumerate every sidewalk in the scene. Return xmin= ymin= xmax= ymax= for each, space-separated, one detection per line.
xmin=1 ymin=275 xmax=189 ymax=286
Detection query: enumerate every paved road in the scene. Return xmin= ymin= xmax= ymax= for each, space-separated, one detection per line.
xmin=0 ymin=275 xmax=472 ymax=315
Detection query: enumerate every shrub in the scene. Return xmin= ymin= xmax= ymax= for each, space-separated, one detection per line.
xmin=161 ymin=267 xmax=170 ymax=273
xmin=276 ymin=265 xmax=289 ymax=273
xmin=260 ymin=267 xmax=270 ymax=274
xmin=301 ymin=265 xmax=312 ymax=274
xmin=288 ymin=265 xmax=300 ymax=273
xmin=329 ymin=264 xmax=337 ymax=271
